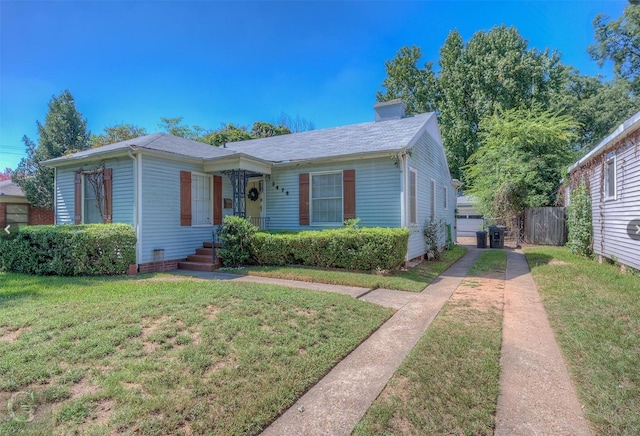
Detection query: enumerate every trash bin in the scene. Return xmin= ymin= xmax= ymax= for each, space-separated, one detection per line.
xmin=489 ymin=225 xmax=505 ymax=249
xmin=476 ymin=231 xmax=487 ymax=248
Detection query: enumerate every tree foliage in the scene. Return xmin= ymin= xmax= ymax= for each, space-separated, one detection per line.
xmin=91 ymin=123 xmax=148 ymax=148
xmin=566 ymin=179 xmax=593 ymax=257
xmin=0 ymin=168 xmax=12 ymax=181
xmin=465 ymin=107 xmax=578 ymax=218
xmin=13 ymin=90 xmax=90 ymax=209
xmin=378 ymin=26 xmax=566 ymax=181
xmin=590 ymin=3 xmax=640 ymax=93
xmin=275 ymin=112 xmax=316 ymax=133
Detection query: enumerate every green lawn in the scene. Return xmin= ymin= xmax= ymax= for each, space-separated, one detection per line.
xmin=0 ymin=273 xmax=392 ymax=434
xmin=355 ymin=249 xmax=506 ymax=435
xmin=525 ymin=247 xmax=640 ymax=435
xmin=222 ymin=246 xmax=468 ymax=292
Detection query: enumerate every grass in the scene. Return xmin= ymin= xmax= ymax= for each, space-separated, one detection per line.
xmin=354 ymin=249 xmax=507 ymax=435
xmin=525 ymin=246 xmax=640 ymax=435
xmin=221 ymin=246 xmax=468 ymax=292
xmin=0 ymin=272 xmax=392 ymax=434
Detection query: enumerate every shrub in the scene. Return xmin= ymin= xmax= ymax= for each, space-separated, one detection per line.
xmin=566 ymin=179 xmax=592 ymax=257
xmin=217 ymin=216 xmax=257 ymax=267
xmin=423 ymin=219 xmax=447 ymax=260
xmin=0 ymin=224 xmax=136 ymax=276
xmin=250 ymin=227 xmax=409 ymax=271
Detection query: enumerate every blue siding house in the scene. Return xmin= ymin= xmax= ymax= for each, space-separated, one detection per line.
xmin=45 ymin=100 xmax=459 ymax=272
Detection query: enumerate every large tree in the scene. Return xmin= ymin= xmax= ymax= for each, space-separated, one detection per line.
xmin=13 ymin=90 xmax=90 ymax=208
xmin=590 ymin=3 xmax=640 ymax=93
xmin=377 ymin=26 xmax=566 ymax=181
xmin=465 ymin=107 xmax=578 ymax=218
xmin=91 ymin=123 xmax=148 ymax=148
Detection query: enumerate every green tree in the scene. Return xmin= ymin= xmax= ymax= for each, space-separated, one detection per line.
xmin=465 ymin=107 xmax=578 ymax=218
xmin=551 ymin=70 xmax=639 ymax=154
xmin=250 ymin=121 xmax=291 ymax=138
xmin=589 ymin=3 xmax=640 ymax=93
xmin=13 ymin=90 xmax=90 ymax=208
xmin=206 ymin=123 xmax=255 ymax=146
xmin=377 ymin=26 xmax=566 ymax=181
xmin=566 ymin=179 xmax=592 ymax=257
xmin=375 ymin=45 xmax=438 ymax=115
xmin=91 ymin=123 xmax=148 ymax=148
xmin=158 ymin=117 xmax=211 ymax=141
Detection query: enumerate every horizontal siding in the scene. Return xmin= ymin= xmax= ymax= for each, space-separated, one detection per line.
xmin=265 ymin=157 xmax=402 ymax=231
xmin=406 ymin=128 xmax=456 ymax=260
xmin=55 ymin=158 xmax=134 ymax=225
xmin=139 ymin=156 xmax=214 ymax=264
xmin=590 ymin=141 xmax=640 ymax=270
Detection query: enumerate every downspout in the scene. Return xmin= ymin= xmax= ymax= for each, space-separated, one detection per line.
xmin=398 ymin=150 xmax=408 ymax=228
xmin=127 ymin=148 xmax=142 ymax=266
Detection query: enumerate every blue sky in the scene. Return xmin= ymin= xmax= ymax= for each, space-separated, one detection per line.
xmin=0 ymin=0 xmax=627 ymax=171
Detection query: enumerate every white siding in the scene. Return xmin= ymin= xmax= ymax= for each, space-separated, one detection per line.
xmin=55 ymin=157 xmax=134 ymax=225
xmin=265 ymin=157 xmax=402 ymax=230
xmin=589 ymin=140 xmax=640 ymax=270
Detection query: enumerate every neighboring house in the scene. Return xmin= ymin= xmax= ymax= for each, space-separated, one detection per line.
xmin=0 ymin=179 xmax=54 ymax=231
xmin=567 ymin=110 xmax=640 ymax=270
xmin=456 ymin=195 xmax=484 ymax=237
xmin=44 ymin=100 xmax=460 ymax=272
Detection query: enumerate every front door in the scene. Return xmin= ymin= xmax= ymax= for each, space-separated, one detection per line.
xmin=246 ymin=178 xmax=263 ymax=227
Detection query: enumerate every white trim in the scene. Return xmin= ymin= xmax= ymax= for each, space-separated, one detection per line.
xmin=191 ymin=172 xmax=214 ymax=226
xmin=604 ymin=152 xmax=617 ymax=201
xmin=53 ymin=167 xmax=57 ymax=224
xmin=137 ymin=154 xmax=143 ymax=264
xmin=309 ymin=170 xmax=344 ymax=226
xmin=400 ymin=153 xmax=407 ymax=228
xmin=408 ymin=167 xmax=418 ymax=225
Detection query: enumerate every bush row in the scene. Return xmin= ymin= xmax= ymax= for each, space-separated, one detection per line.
xmin=218 ymin=216 xmax=409 ymax=271
xmin=0 ymin=224 xmax=136 ymax=276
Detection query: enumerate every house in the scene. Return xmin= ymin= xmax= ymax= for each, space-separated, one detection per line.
xmin=44 ymin=100 xmax=460 ymax=272
xmin=456 ymin=195 xmax=484 ymax=237
xmin=0 ymin=179 xmax=54 ymax=232
xmin=567 ymin=110 xmax=640 ymax=271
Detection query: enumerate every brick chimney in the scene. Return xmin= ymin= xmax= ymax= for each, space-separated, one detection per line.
xmin=374 ymin=99 xmax=406 ymax=122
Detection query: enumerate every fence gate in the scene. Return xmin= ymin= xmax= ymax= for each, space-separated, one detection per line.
xmin=524 ymin=207 xmax=567 ymax=245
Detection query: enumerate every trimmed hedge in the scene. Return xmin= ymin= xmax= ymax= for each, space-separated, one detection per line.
xmin=250 ymin=227 xmax=409 ymax=271
xmin=0 ymin=224 xmax=136 ymax=276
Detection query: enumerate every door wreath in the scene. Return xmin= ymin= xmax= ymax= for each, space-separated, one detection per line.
xmin=248 ymin=187 xmax=260 ymax=202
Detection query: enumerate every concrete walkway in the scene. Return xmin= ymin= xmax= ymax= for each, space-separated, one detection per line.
xmin=261 ymin=248 xmax=481 ymax=435
xmin=174 ymin=246 xmax=591 ymax=435
xmin=495 ymin=250 xmax=591 ymax=435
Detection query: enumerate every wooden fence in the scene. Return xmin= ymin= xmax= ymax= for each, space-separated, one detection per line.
xmin=524 ymin=207 xmax=567 ymax=246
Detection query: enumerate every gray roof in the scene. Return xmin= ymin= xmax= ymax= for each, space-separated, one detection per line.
xmin=225 ymin=112 xmax=433 ymax=162
xmin=0 ymin=180 xmax=25 ymax=197
xmin=44 ymin=133 xmax=237 ymax=165
xmin=44 ymin=112 xmax=435 ymax=166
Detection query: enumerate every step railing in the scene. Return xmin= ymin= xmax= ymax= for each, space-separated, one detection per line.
xmin=248 ymin=216 xmax=270 ymax=229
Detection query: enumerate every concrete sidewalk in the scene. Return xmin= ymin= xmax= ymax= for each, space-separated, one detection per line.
xmin=261 ymin=247 xmax=481 ymax=436
xmin=495 ymin=249 xmax=591 ymax=435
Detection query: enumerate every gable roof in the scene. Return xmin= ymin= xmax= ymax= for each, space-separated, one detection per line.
xmin=0 ymin=180 xmax=25 ymax=198
xmin=225 ymin=112 xmax=434 ymax=162
xmin=44 ymin=112 xmax=437 ymax=167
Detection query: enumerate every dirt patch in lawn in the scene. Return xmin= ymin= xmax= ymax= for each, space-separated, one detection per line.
xmin=450 ymin=277 xmax=505 ymax=316
xmin=0 ymin=326 xmax=29 ymax=343
xmin=71 ymin=378 xmax=100 ymax=399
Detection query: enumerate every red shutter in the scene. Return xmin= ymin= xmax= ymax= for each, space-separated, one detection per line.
xmin=180 ymin=171 xmax=192 ymax=226
xmin=299 ymin=173 xmax=309 ymax=225
xmin=103 ymin=168 xmax=113 ymax=223
xmin=343 ymin=169 xmax=356 ymax=220
xmin=74 ymin=171 xmax=82 ymax=224
xmin=213 ymin=175 xmax=222 ymax=225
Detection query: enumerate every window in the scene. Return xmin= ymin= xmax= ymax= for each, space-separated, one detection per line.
xmin=311 ymin=172 xmax=343 ymax=224
xmin=6 ymin=204 xmax=29 ymax=228
xmin=192 ymin=173 xmax=212 ymax=225
xmin=430 ymin=179 xmax=436 ymax=221
xmin=84 ymin=172 xmax=104 ymax=224
xmin=604 ymin=153 xmax=616 ymax=200
xmin=408 ymin=169 xmax=417 ymax=224
xmin=443 ymin=185 xmax=448 ymax=210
